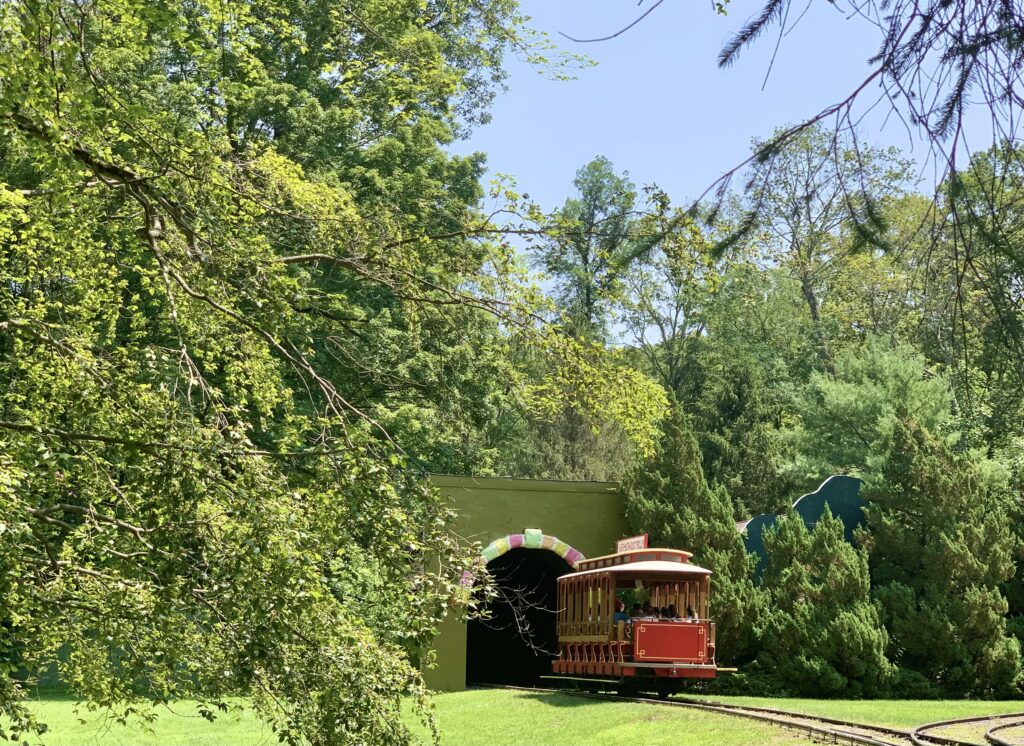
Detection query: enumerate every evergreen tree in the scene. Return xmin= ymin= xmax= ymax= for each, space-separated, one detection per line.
xmin=863 ymin=418 xmax=1023 ymax=696
xmin=789 ymin=335 xmax=952 ymax=482
xmin=756 ymin=509 xmax=895 ymax=696
xmin=624 ymin=404 xmax=763 ymax=662
xmin=689 ymin=348 xmax=796 ymax=517
xmin=994 ymin=440 xmax=1024 ymax=655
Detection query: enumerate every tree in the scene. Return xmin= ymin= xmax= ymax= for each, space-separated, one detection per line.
xmin=619 ymin=192 xmax=720 ymax=394
xmin=615 ymin=197 xmax=799 ymax=516
xmin=788 ymin=335 xmax=953 ymax=482
xmin=537 ymin=156 xmax=641 ymax=341
xmin=755 ymin=508 xmax=895 ymax=697
xmin=934 ymin=144 xmax=1024 ymax=456
xmin=739 ymin=126 xmax=912 ymax=369
xmin=487 ymin=338 xmax=637 ymax=481
xmin=566 ymin=1 xmax=1024 ymax=408
xmin=624 ymin=404 xmax=763 ymax=662
xmin=0 ymin=2 xmax=666 ymax=744
xmin=689 ymin=352 xmax=795 ymax=517
xmin=820 ymin=194 xmax=933 ymax=350
xmin=863 ymin=417 xmax=1022 ymax=696
xmin=502 ymin=157 xmax=668 ymax=481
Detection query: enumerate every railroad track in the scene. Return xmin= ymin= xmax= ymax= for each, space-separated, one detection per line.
xmin=985 ymin=718 xmax=1024 ymax=746
xmin=480 ymin=683 xmax=1024 ymax=746
xmin=908 ymin=713 xmax=1024 ymax=746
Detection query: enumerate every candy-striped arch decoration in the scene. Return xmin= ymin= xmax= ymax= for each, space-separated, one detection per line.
xmin=479 ymin=527 xmax=585 ymax=567
xmin=456 ymin=528 xmax=585 ymax=591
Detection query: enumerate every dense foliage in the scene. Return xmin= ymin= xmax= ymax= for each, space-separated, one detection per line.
xmin=864 ymin=419 xmax=1021 ymax=696
xmin=624 ymin=404 xmax=762 ymax=663
xmin=0 ymin=1 xmax=661 ymax=744
xmin=537 ymin=139 xmax=1024 ymax=698
xmin=755 ymin=509 xmax=895 ymax=697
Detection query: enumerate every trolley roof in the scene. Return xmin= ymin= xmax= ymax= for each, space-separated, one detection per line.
xmin=566 ymin=548 xmax=712 ymax=579
xmin=565 ymin=559 xmax=712 ymax=580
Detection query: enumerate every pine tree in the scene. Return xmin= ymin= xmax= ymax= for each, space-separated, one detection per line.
xmin=789 ymin=334 xmax=951 ymax=483
xmin=756 ymin=508 xmax=895 ymax=696
xmin=624 ymin=404 xmax=763 ymax=662
xmin=864 ymin=417 xmax=1022 ymax=696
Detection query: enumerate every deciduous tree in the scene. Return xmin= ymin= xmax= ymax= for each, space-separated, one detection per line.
xmin=0 ymin=2 xmax=661 ymax=743
xmin=738 ymin=126 xmax=912 ymax=369
xmin=537 ymin=156 xmax=642 ymax=341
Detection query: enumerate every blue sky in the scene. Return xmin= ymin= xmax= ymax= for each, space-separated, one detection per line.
xmin=453 ymin=0 xmax=983 ymax=211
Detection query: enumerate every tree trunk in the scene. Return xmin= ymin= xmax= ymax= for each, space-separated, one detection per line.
xmin=799 ymin=272 xmax=835 ymax=372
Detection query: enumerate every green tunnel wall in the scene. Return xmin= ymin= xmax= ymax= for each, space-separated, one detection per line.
xmin=422 ymin=475 xmax=627 ymax=691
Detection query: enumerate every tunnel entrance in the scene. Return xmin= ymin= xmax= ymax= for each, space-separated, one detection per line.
xmin=466 ymin=547 xmax=573 ymax=686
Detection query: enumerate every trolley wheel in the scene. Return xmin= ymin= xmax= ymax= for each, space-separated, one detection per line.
xmin=617 ymin=680 xmax=640 ymax=697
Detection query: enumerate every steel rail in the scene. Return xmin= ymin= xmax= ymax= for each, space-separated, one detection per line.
xmin=680 ymin=694 xmax=1024 ymax=746
xmin=486 ymin=683 xmax=1024 ymax=746
xmin=986 ymin=719 xmax=1024 ymax=746
xmin=673 ymin=695 xmax=911 ymax=739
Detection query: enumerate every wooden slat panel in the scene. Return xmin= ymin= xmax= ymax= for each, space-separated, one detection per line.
xmin=560 ymin=578 xmax=565 ymax=637
xmin=601 ymin=574 xmax=607 ymax=636
xmin=585 ymin=576 xmax=591 ymax=636
xmin=578 ymin=576 xmax=584 ymax=634
xmin=557 ymin=580 xmax=563 ymax=636
xmin=602 ymin=573 xmax=611 ymax=639
xmin=581 ymin=576 xmax=588 ymax=636
xmin=568 ymin=577 xmax=576 ymax=636
xmin=562 ymin=578 xmax=568 ymax=636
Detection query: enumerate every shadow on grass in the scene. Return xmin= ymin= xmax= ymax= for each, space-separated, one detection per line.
xmin=512 ymin=691 xmax=610 ymax=709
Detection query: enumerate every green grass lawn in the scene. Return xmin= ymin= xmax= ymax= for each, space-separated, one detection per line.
xmin=685 ymin=694 xmax=1024 ymax=729
xmin=16 ymin=697 xmax=275 ymax=746
xmin=17 ymin=689 xmax=802 ymax=746
xmin=17 ymin=688 xmax=1024 ymax=745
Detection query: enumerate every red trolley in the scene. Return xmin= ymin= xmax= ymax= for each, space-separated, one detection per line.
xmin=551 ymin=546 xmax=716 ymax=693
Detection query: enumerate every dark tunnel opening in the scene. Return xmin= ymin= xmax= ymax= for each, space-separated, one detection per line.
xmin=465 ymin=547 xmax=573 ymax=686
